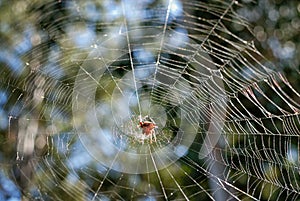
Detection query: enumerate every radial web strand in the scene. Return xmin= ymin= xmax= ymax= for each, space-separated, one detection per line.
xmin=0 ymin=0 xmax=300 ymax=201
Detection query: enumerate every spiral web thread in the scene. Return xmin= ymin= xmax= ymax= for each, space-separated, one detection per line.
xmin=0 ymin=0 xmax=300 ymax=200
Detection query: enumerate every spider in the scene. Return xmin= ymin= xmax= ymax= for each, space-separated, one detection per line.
xmin=137 ymin=115 xmax=158 ymax=144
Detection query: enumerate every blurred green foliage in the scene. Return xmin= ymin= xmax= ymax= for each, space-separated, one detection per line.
xmin=0 ymin=0 xmax=299 ymax=200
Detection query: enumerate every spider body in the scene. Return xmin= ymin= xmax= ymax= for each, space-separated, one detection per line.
xmin=138 ymin=115 xmax=157 ymax=143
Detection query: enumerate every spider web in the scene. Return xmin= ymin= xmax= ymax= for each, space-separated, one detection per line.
xmin=1 ymin=0 xmax=300 ymax=200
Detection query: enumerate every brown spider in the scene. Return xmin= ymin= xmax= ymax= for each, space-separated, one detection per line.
xmin=137 ymin=115 xmax=158 ymax=144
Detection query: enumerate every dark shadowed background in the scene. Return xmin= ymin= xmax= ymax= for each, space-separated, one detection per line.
xmin=0 ymin=0 xmax=299 ymax=200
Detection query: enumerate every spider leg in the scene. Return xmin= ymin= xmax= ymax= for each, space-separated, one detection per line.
xmin=140 ymin=134 xmax=144 ymax=144
xmin=153 ymin=130 xmax=156 ymax=142
xmin=150 ymin=133 xmax=152 ymax=144
xmin=138 ymin=115 xmax=143 ymax=123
